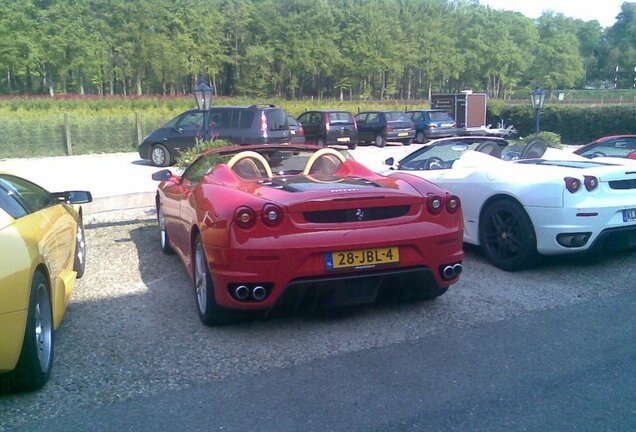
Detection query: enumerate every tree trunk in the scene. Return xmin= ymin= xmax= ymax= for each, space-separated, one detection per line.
xmin=136 ymin=73 xmax=142 ymax=96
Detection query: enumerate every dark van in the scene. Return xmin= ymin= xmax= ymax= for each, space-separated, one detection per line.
xmin=139 ymin=105 xmax=290 ymax=166
xmin=296 ymin=110 xmax=359 ymax=149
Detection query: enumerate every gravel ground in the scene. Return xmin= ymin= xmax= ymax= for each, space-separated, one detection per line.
xmin=1 ymin=210 xmax=633 ymax=430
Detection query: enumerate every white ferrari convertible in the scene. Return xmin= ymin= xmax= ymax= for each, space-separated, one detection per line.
xmin=385 ymin=137 xmax=636 ymax=271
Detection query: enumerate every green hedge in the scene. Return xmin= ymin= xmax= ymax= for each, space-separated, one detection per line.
xmin=488 ymin=103 xmax=636 ymax=144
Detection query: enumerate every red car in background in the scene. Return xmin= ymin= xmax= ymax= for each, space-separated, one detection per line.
xmin=152 ymin=144 xmax=463 ymax=326
xmin=573 ymin=135 xmax=636 ymax=160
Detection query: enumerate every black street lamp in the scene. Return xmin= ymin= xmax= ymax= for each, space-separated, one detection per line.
xmin=530 ymin=87 xmax=545 ymax=134
xmin=193 ymin=75 xmax=214 ymax=141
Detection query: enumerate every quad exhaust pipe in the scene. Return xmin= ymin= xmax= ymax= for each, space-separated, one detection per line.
xmin=442 ymin=263 xmax=463 ymax=280
xmin=252 ymin=285 xmax=267 ymax=301
xmin=234 ymin=285 xmax=250 ymax=300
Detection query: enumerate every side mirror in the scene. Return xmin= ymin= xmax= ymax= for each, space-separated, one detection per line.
xmin=152 ymin=169 xmax=177 ymax=182
xmin=385 ymin=157 xmax=395 ymax=166
xmin=53 ymin=191 xmax=93 ymax=204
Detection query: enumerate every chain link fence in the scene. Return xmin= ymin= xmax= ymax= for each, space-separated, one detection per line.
xmin=0 ymin=112 xmax=171 ymax=159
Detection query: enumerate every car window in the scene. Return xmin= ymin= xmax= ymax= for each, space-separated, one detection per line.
xmin=329 ymin=112 xmax=354 ymax=123
xmin=429 ymin=111 xmax=453 ymax=121
xmin=366 ymin=113 xmax=379 ymax=123
xmin=177 ymin=112 xmax=204 ymax=132
xmin=0 ymin=182 xmax=28 ymax=219
xmin=355 ymin=113 xmax=367 ymax=123
xmin=265 ymin=109 xmax=288 ymax=131
xmin=578 ymin=137 xmax=636 ymax=158
xmin=297 ymin=113 xmax=311 ymax=124
xmin=182 ymin=153 xmax=221 ymax=184
xmin=0 ymin=174 xmax=55 ymax=214
xmin=386 ymin=111 xmax=409 ymax=121
xmin=410 ymin=112 xmax=424 ymax=122
xmin=399 ymin=140 xmax=485 ymax=170
xmin=211 ymin=109 xmax=237 ymax=129
xmin=163 ymin=113 xmax=182 ymax=128
xmin=239 ymin=111 xmax=255 ymax=129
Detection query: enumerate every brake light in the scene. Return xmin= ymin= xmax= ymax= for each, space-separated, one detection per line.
xmin=446 ymin=195 xmax=461 ymax=213
xmin=325 ymin=115 xmax=330 ymax=132
xmin=235 ymin=206 xmax=256 ymax=229
xmin=353 ymin=117 xmax=358 ymax=132
xmin=298 ymin=125 xmax=304 ymax=137
xmin=427 ymin=195 xmax=443 ymax=214
xmin=584 ymin=175 xmax=598 ymax=191
xmin=564 ymin=177 xmax=581 ymax=193
xmin=262 ymin=204 xmax=283 ymax=226
xmin=260 ymin=112 xmax=267 ymax=133
xmin=384 ymin=125 xmax=393 ymax=132
xmin=427 ymin=124 xmax=437 ymax=129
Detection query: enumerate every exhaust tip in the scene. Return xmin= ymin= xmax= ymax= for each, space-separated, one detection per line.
xmin=252 ymin=285 xmax=267 ymax=301
xmin=452 ymin=263 xmax=463 ymax=276
xmin=442 ymin=265 xmax=455 ymax=280
xmin=234 ymin=285 xmax=249 ymax=300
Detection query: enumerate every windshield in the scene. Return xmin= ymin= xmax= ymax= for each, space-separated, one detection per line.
xmin=429 ymin=111 xmax=454 ymax=121
xmin=399 ymin=140 xmax=488 ymax=170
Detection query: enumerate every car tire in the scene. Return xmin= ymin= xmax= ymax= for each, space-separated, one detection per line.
xmin=6 ymin=271 xmax=54 ymax=392
xmin=151 ymin=144 xmax=171 ymax=167
xmin=193 ymin=235 xmax=245 ymax=326
xmin=402 ymin=138 xmax=413 ymax=146
xmin=375 ymin=135 xmax=386 ymax=148
xmin=347 ymin=142 xmax=358 ymax=150
xmin=416 ymin=131 xmax=427 ymax=144
xmin=479 ymin=199 xmax=538 ymax=271
xmin=158 ymin=204 xmax=174 ymax=255
xmin=73 ymin=215 xmax=86 ymax=278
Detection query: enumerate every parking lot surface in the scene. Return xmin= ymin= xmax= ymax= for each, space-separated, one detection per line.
xmin=0 ymin=214 xmax=633 ymax=429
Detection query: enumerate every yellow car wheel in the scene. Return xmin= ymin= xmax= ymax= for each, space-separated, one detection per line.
xmin=12 ymin=271 xmax=54 ymax=391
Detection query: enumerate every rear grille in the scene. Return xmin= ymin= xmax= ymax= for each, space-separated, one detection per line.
xmin=304 ymin=205 xmax=410 ymax=223
xmin=609 ymin=179 xmax=636 ymax=190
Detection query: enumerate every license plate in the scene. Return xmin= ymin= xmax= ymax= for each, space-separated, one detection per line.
xmin=442 ymin=123 xmax=453 ymax=128
xmin=290 ymin=130 xmax=296 ymax=135
xmin=336 ymin=137 xmax=350 ymax=142
xmin=623 ymin=208 xmax=636 ymax=222
xmin=398 ymin=132 xmax=408 ymax=137
xmin=325 ymin=247 xmax=399 ymax=271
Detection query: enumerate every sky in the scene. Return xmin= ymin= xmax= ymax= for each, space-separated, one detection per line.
xmin=478 ymin=0 xmax=627 ymax=28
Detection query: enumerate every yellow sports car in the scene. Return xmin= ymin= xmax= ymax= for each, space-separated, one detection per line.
xmin=0 ymin=172 xmax=91 ymax=392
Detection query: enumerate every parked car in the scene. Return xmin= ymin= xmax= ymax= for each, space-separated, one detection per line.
xmin=573 ymin=135 xmax=636 ymax=160
xmin=286 ymin=114 xmax=305 ymax=144
xmin=0 ymin=173 xmax=92 ymax=392
xmin=139 ymin=104 xmax=290 ymax=166
xmin=355 ymin=110 xmax=415 ymax=147
xmin=296 ymin=110 xmax=358 ymax=149
xmin=152 ymin=143 xmax=463 ymax=326
xmin=384 ymin=136 xmax=636 ymax=271
xmin=406 ymin=109 xmax=457 ymax=143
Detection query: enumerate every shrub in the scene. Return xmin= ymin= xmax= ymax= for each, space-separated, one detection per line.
xmin=174 ymin=138 xmax=233 ymax=168
xmin=520 ymin=132 xmax=562 ymax=148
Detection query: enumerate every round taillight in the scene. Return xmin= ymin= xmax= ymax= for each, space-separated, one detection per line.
xmin=427 ymin=195 xmax=443 ymax=214
xmin=446 ymin=195 xmax=461 ymax=213
xmin=584 ymin=175 xmax=599 ymax=191
xmin=564 ymin=177 xmax=582 ymax=193
xmin=262 ymin=204 xmax=283 ymax=226
xmin=235 ymin=206 xmax=256 ymax=229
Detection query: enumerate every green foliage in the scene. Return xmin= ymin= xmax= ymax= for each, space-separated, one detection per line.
xmin=520 ymin=132 xmax=562 ymax=148
xmin=174 ymin=138 xmax=232 ymax=168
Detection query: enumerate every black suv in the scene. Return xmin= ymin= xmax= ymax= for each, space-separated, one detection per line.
xmin=296 ymin=110 xmax=359 ymax=149
xmin=139 ymin=105 xmax=290 ymax=166
xmin=355 ymin=110 xmax=415 ymax=147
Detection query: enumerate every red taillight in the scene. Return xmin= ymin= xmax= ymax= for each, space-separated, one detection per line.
xmin=446 ymin=195 xmax=461 ymax=213
xmin=325 ymin=116 xmax=330 ymax=132
xmin=564 ymin=177 xmax=582 ymax=193
xmin=427 ymin=195 xmax=443 ymax=214
xmin=298 ymin=125 xmax=304 ymax=137
xmin=262 ymin=203 xmax=283 ymax=226
xmin=384 ymin=125 xmax=393 ymax=132
xmin=584 ymin=175 xmax=598 ymax=191
xmin=427 ymin=124 xmax=437 ymax=129
xmin=353 ymin=118 xmax=358 ymax=132
xmin=260 ymin=112 xmax=267 ymax=132
xmin=235 ymin=206 xmax=256 ymax=229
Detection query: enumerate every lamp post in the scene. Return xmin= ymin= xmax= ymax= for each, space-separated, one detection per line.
xmin=530 ymin=87 xmax=545 ymax=134
xmin=193 ymin=75 xmax=214 ymax=141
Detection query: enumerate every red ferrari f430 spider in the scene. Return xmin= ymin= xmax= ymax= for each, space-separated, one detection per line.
xmin=152 ymin=144 xmax=463 ymax=325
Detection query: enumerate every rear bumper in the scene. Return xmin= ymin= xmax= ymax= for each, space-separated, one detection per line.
xmin=425 ymin=128 xmax=458 ymax=139
xmin=203 ymin=223 xmax=463 ymax=311
xmin=386 ymin=131 xmax=415 ymax=141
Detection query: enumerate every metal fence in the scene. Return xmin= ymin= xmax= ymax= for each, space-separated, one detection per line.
xmin=0 ymin=112 xmax=170 ymax=159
